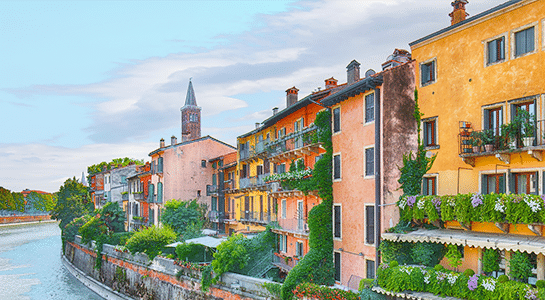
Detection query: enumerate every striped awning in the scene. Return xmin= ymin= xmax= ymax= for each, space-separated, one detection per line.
xmin=382 ymin=228 xmax=545 ymax=255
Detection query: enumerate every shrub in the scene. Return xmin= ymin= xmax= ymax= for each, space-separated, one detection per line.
xmin=262 ymin=282 xmax=282 ymax=300
xmin=292 ymin=282 xmax=359 ymax=300
xmin=389 ymin=261 xmax=399 ymax=268
xmin=434 ymin=264 xmax=445 ymax=271
xmin=497 ymin=274 xmax=509 ymax=283
xmin=212 ymin=234 xmax=249 ymax=277
xmin=445 ymin=245 xmax=462 ymax=269
xmin=176 ymin=243 xmax=210 ymax=262
xmin=482 ymin=249 xmax=500 ymax=274
xmin=536 ymin=280 xmax=545 ymax=289
xmin=125 ymin=225 xmax=176 ymax=261
xmin=463 ymin=269 xmax=475 ymax=277
xmin=79 ymin=216 xmax=108 ymax=244
xmin=359 ymin=278 xmax=374 ymax=291
xmin=63 ymin=215 xmax=92 ymax=242
xmin=509 ymin=251 xmax=533 ymax=282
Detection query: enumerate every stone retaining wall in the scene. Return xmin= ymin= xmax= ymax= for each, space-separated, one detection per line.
xmin=64 ymin=238 xmax=275 ymax=300
xmin=0 ymin=214 xmax=51 ymax=224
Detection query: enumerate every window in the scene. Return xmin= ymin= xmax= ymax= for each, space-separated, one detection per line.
xmin=423 ymin=118 xmax=437 ymax=147
xmin=212 ymin=174 xmax=217 ymax=186
xmin=277 ymin=128 xmax=286 ymax=139
xmin=333 ymin=154 xmax=341 ymax=180
xmin=333 ymin=205 xmax=341 ymax=238
xmin=276 ymin=163 xmax=286 ymax=174
xmin=487 ymin=36 xmax=505 ymax=64
xmin=279 ymin=234 xmax=287 ymax=252
xmin=511 ymin=172 xmax=538 ymax=194
xmin=420 ymin=59 xmax=436 ymax=85
xmin=241 ymin=164 xmax=248 ymax=178
xmin=197 ymin=190 xmax=201 ymax=197
xmin=484 ymin=106 xmax=503 ymax=136
xmin=281 ymin=199 xmax=287 ymax=219
xmin=296 ymin=241 xmax=304 ymax=257
xmin=366 ymin=260 xmax=375 ymax=279
xmin=211 ymin=197 xmax=217 ymax=211
xmin=365 ymin=148 xmax=374 ymax=177
xmin=333 ymin=107 xmax=341 ymax=133
xmin=482 ymin=174 xmax=505 ymax=194
xmin=201 ymin=160 xmax=206 ymax=168
xmin=423 ymin=177 xmax=437 ymax=195
xmin=515 ymin=26 xmax=535 ymax=57
xmin=334 ymin=252 xmax=341 ymax=282
xmin=365 ymin=93 xmax=374 ymax=123
xmin=365 ymin=206 xmax=374 ymax=245
xmin=256 ymin=165 xmax=263 ymax=176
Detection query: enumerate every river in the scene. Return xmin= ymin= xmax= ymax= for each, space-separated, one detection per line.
xmin=0 ymin=221 xmax=103 ymax=300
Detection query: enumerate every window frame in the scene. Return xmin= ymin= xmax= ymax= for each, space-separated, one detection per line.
xmin=295 ymin=240 xmax=304 ymax=258
xmin=364 ymin=204 xmax=375 ymax=246
xmin=364 ymin=92 xmax=375 ymax=124
xmin=419 ymin=57 xmax=437 ymax=87
xmin=366 ymin=259 xmax=376 ymax=279
xmin=333 ymin=204 xmax=342 ymax=239
xmin=422 ymin=175 xmax=437 ymax=196
xmin=422 ymin=117 xmax=439 ymax=149
xmin=332 ymin=106 xmax=341 ymax=134
xmin=364 ymin=146 xmax=375 ymax=178
xmin=281 ymin=199 xmax=287 ymax=219
xmin=482 ymin=102 xmax=505 ymax=136
xmin=333 ymin=153 xmax=341 ymax=181
xmin=334 ymin=251 xmax=341 ymax=282
xmin=511 ymin=22 xmax=538 ymax=59
xmin=483 ymin=33 xmax=508 ymax=67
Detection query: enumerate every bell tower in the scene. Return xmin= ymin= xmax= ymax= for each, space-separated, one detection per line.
xmin=181 ymin=79 xmax=201 ymax=142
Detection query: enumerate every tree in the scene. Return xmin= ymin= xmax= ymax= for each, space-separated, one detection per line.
xmin=26 ymin=191 xmax=56 ymax=212
xmin=161 ymin=199 xmax=204 ymax=237
xmin=87 ymin=157 xmax=144 ymax=182
xmin=51 ymin=177 xmax=93 ymax=229
xmin=212 ymin=234 xmax=249 ymax=277
xmin=125 ymin=225 xmax=176 ymax=261
xmin=0 ymin=187 xmax=15 ymax=210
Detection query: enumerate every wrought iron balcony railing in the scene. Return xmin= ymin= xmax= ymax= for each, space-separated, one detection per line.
xmin=239 ymin=210 xmax=277 ymax=224
xmin=266 ymin=125 xmax=317 ymax=158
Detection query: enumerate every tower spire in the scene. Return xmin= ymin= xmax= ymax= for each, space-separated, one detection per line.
xmin=184 ymin=79 xmax=197 ymax=107
xmin=181 ymin=79 xmax=202 ymax=141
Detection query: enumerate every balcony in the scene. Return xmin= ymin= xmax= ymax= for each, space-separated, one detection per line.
xmin=223 ymin=180 xmax=235 ymax=192
xmin=223 ymin=212 xmax=237 ymax=224
xmin=239 ymin=210 xmax=277 ymax=224
xmin=267 ymin=126 xmax=321 ymax=163
xmin=208 ymin=210 xmax=224 ymax=223
xmin=273 ymin=218 xmax=309 ymax=237
xmin=206 ymin=184 xmax=218 ymax=196
xmin=239 ymin=173 xmax=270 ymax=190
xmin=459 ymin=120 xmax=545 ymax=166
xmin=121 ymin=193 xmax=129 ymax=201
xmin=272 ymin=252 xmax=300 ymax=273
xmin=133 ymin=193 xmax=144 ymax=201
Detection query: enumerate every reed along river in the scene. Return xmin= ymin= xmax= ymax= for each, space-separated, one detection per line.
xmin=0 ymin=221 xmax=103 ymax=300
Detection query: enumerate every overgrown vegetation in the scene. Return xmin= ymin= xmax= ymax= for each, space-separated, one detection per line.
xmin=379 ymin=240 xmax=446 ymax=267
xmin=292 ymin=282 xmax=359 ymax=300
xmin=125 ymin=225 xmax=177 ymax=261
xmin=52 ymin=177 xmax=93 ymax=229
xmin=161 ymin=199 xmax=206 ymax=239
xmin=282 ymin=110 xmax=334 ymax=299
xmin=86 ymin=157 xmax=144 ymax=182
xmin=0 ymin=187 xmax=57 ymax=212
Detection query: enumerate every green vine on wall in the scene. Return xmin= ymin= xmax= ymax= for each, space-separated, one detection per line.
xmin=281 ymin=110 xmax=334 ymax=299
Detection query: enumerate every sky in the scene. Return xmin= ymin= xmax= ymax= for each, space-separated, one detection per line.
xmin=0 ymin=0 xmax=506 ymax=193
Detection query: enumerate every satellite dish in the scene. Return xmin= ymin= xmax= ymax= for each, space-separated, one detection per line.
xmin=365 ymin=69 xmax=376 ymax=78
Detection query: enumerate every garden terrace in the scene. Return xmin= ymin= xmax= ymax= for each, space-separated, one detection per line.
xmin=272 ymin=252 xmax=300 ymax=273
xmin=459 ymin=120 xmax=545 ymax=167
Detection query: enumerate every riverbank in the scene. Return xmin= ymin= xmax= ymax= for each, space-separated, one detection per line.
xmin=65 ymin=236 xmax=275 ymax=300
xmin=0 ymin=214 xmax=52 ymax=225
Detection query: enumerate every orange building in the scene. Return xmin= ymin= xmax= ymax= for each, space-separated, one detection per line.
xmin=127 ymin=162 xmax=151 ymax=231
xmin=321 ymin=51 xmax=417 ymax=288
xmin=207 ymin=151 xmax=237 ymax=234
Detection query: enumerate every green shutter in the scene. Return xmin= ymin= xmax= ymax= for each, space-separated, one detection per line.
xmin=508 ymin=171 xmax=515 ymax=194
xmin=149 ymin=184 xmax=155 ymax=202
xmin=533 ymin=172 xmax=539 ymax=195
xmin=157 ymin=157 xmax=163 ymax=173
xmin=157 ymin=182 xmax=163 ymax=204
xmin=481 ymin=174 xmax=487 ymax=194
xmin=423 ymin=178 xmax=429 ymax=195
xmin=499 ymin=174 xmax=506 ymax=194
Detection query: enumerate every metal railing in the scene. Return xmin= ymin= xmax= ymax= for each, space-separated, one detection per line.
xmin=223 ymin=211 xmax=237 ymax=220
xmin=239 ymin=174 xmax=270 ymax=189
xmin=239 ymin=211 xmax=277 ymax=223
xmin=277 ymin=218 xmax=308 ymax=233
xmin=223 ymin=180 xmax=235 ymax=191
xmin=272 ymin=253 xmax=300 ymax=271
xmin=133 ymin=193 xmax=144 ymax=201
xmin=121 ymin=193 xmax=129 ymax=201
xmin=266 ymin=126 xmax=317 ymax=157
xmin=208 ymin=210 xmax=224 ymax=222
xmin=206 ymin=184 xmax=218 ymax=196
xmin=459 ymin=120 xmax=545 ymax=155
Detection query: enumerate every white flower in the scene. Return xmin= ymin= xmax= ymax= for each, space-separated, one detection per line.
xmin=399 ymin=266 xmax=412 ymax=275
xmin=447 ymin=273 xmax=459 ymax=285
xmin=417 ymin=198 xmax=426 ymax=210
xmin=424 ymin=274 xmax=430 ymax=284
xmin=523 ymin=195 xmax=541 ymax=213
xmin=398 ymin=197 xmax=407 ymax=210
xmin=481 ymin=277 xmax=496 ymax=292
xmin=494 ymin=201 xmax=505 ymax=213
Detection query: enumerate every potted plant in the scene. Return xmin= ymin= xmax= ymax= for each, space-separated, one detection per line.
xmin=470 ymin=131 xmax=482 ymax=153
xmin=481 ymin=129 xmax=495 ymax=152
xmin=518 ymin=110 xmax=536 ymax=147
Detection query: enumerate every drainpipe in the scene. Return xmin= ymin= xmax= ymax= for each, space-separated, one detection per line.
xmin=374 ymin=87 xmax=381 ymax=273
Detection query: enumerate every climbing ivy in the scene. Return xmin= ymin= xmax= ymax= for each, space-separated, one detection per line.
xmin=281 ymin=110 xmax=334 ymax=299
xmin=398 ymin=89 xmax=436 ymax=197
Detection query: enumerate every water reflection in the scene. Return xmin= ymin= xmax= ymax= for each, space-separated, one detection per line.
xmin=0 ymin=222 xmax=103 ymax=300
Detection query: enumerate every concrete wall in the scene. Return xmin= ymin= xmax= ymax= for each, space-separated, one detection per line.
xmin=65 ymin=238 xmax=274 ymax=300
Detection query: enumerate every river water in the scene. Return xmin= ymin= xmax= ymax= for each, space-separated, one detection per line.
xmin=0 ymin=221 xmax=103 ymax=300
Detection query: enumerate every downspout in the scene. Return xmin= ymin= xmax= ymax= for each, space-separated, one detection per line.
xmin=374 ymin=87 xmax=381 ymax=273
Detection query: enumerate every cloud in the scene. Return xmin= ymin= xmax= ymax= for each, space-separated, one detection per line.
xmin=3 ymin=0 xmax=502 ymax=146
xmin=0 ymin=142 xmax=155 ymax=193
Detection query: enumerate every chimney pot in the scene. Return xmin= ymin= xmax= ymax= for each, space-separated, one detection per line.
xmin=171 ymin=135 xmax=177 ymax=145
xmin=272 ymin=107 xmax=279 ymax=115
xmin=160 ymin=138 xmax=165 ymax=148
xmin=325 ymin=77 xmax=338 ymax=89
xmin=255 ymin=123 xmax=260 ymax=129
xmin=449 ymin=0 xmax=469 ymax=25
xmin=285 ymin=87 xmax=299 ymax=107
xmin=346 ymin=60 xmax=361 ymax=85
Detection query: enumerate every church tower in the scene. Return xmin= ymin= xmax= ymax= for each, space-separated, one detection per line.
xmin=181 ymin=79 xmax=202 ymax=142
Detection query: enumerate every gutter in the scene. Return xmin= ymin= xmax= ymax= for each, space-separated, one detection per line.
xmin=374 ymin=87 xmax=381 ymax=272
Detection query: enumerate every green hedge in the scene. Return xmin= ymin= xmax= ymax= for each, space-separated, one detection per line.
xmin=292 ymin=282 xmax=359 ymax=300
xmin=377 ymin=263 xmax=542 ymax=300
xmin=399 ymin=193 xmax=545 ymax=225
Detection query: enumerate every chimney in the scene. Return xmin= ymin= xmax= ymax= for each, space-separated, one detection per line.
xmin=171 ymin=135 xmax=177 ymax=145
xmin=449 ymin=0 xmax=469 ymax=25
xmin=325 ymin=77 xmax=338 ymax=89
xmin=255 ymin=123 xmax=260 ymax=129
xmin=381 ymin=49 xmax=412 ymax=70
xmin=346 ymin=60 xmax=360 ymax=85
xmin=286 ymin=87 xmax=299 ymax=107
xmin=160 ymin=138 xmax=165 ymax=148
xmin=272 ymin=107 xmax=279 ymax=115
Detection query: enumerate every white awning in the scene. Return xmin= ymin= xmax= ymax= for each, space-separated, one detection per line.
xmin=166 ymin=236 xmax=226 ymax=248
xmin=382 ymin=228 xmax=545 ymax=255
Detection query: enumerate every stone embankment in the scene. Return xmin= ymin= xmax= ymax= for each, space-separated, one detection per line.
xmin=0 ymin=214 xmax=51 ymax=224
xmin=64 ymin=237 xmax=276 ymax=300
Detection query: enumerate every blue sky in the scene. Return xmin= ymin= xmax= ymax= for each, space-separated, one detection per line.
xmin=0 ymin=0 xmax=504 ymax=192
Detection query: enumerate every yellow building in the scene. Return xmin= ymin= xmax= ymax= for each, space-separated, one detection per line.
xmin=379 ymin=0 xmax=545 ymax=294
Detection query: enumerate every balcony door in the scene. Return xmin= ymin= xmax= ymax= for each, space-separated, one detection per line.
xmin=297 ymin=201 xmax=304 ymax=231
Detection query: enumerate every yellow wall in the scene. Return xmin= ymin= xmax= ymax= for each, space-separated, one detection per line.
xmin=412 ymin=0 xmax=545 ymax=195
